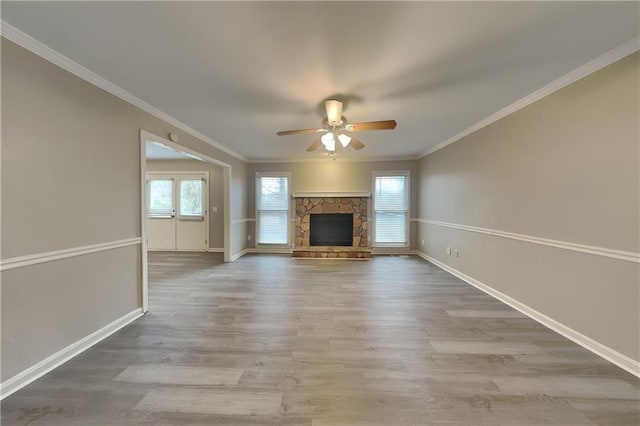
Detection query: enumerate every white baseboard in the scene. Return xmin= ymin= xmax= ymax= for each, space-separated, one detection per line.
xmin=230 ymin=249 xmax=249 ymax=261
xmin=415 ymin=251 xmax=640 ymax=378
xmin=372 ymin=247 xmax=415 ymax=256
xmin=248 ymin=247 xmax=293 ymax=255
xmin=0 ymin=308 xmax=144 ymax=400
xmin=206 ymin=247 xmax=224 ymax=253
xmin=148 ymin=248 xmax=210 ymax=252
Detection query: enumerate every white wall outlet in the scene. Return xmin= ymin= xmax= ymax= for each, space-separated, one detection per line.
xmin=446 ymin=246 xmax=451 ymax=255
xmin=421 ymin=239 xmax=424 ymax=246
xmin=211 ymin=206 xmax=218 ymax=213
xmin=248 ymin=235 xmax=252 ymax=241
xmin=454 ymin=249 xmax=459 ymax=258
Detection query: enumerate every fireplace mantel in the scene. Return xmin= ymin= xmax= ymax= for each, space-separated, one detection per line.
xmin=291 ymin=191 xmax=370 ymax=198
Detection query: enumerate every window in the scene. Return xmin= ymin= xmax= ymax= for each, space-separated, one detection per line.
xmin=179 ymin=179 xmax=204 ymax=218
xmin=256 ymin=174 xmax=290 ymax=245
xmin=373 ymin=172 xmax=409 ymax=246
xmin=147 ymin=179 xmax=174 ymax=217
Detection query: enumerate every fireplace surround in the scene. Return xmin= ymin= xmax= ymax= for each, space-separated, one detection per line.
xmin=293 ymin=194 xmax=371 ymax=258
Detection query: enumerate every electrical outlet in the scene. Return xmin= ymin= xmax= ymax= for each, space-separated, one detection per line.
xmin=454 ymin=249 xmax=459 ymax=258
xmin=211 ymin=206 xmax=218 ymax=213
xmin=421 ymin=239 xmax=424 ymax=246
xmin=247 ymin=235 xmax=252 ymax=241
xmin=446 ymin=246 xmax=451 ymax=256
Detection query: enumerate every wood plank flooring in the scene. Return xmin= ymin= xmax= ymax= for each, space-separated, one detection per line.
xmin=2 ymin=252 xmax=638 ymax=425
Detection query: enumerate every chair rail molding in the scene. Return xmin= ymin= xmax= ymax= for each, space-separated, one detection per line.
xmin=232 ymin=218 xmax=256 ymax=225
xmin=411 ymin=218 xmax=639 ymax=263
xmin=0 ymin=238 xmax=142 ymax=272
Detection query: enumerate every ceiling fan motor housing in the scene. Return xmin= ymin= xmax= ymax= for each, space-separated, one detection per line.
xmin=322 ymin=116 xmax=348 ymax=130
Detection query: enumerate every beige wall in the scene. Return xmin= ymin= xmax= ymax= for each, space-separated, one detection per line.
xmin=417 ymin=53 xmax=640 ymax=361
xmin=248 ymin=160 xmax=419 ymax=249
xmin=1 ymin=38 xmax=248 ymax=381
xmin=146 ymin=160 xmax=225 ymax=249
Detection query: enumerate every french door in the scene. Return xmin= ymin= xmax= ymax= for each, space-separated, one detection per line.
xmin=146 ymin=172 xmax=208 ymax=251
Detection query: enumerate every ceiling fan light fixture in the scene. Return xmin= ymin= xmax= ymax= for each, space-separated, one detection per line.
xmin=276 ymin=99 xmax=397 ymax=153
xmin=321 ymin=132 xmax=336 ymax=151
xmin=338 ymin=133 xmax=351 ymax=147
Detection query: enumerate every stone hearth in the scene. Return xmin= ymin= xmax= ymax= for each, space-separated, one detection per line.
xmin=292 ymin=246 xmax=372 ymax=259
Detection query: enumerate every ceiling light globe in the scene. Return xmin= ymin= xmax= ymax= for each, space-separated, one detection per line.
xmin=338 ymin=134 xmax=351 ymax=147
xmin=321 ymin=133 xmax=336 ymax=151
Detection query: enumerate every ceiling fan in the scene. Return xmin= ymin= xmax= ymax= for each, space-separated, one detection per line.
xmin=276 ymin=99 xmax=397 ymax=153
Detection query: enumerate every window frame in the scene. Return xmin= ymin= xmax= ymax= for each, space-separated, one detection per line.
xmin=255 ymin=172 xmax=292 ymax=247
xmin=372 ymin=170 xmax=410 ymax=248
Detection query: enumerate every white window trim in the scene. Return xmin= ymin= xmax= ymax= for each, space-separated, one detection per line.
xmin=255 ymin=172 xmax=292 ymax=247
xmin=372 ymin=170 xmax=410 ymax=248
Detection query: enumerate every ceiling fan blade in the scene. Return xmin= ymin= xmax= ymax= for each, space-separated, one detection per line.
xmin=325 ymin=99 xmax=343 ymax=125
xmin=348 ymin=136 xmax=365 ymax=150
xmin=277 ymin=128 xmax=324 ymax=136
xmin=345 ymin=120 xmax=397 ymax=132
xmin=306 ymin=138 xmax=322 ymax=152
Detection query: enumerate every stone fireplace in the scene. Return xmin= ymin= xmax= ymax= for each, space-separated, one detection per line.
xmin=293 ymin=194 xmax=372 ymax=258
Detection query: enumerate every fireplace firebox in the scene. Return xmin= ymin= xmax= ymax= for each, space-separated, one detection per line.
xmin=310 ymin=213 xmax=353 ymax=246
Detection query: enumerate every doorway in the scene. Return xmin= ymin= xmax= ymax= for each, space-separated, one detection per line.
xmin=147 ymin=172 xmax=209 ymax=251
xmin=140 ymin=130 xmax=232 ymax=313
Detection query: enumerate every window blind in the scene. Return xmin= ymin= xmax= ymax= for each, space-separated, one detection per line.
xmin=374 ymin=175 xmax=408 ymax=245
xmin=257 ymin=176 xmax=289 ymax=244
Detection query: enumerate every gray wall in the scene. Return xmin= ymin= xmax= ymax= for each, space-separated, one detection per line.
xmin=146 ymin=159 xmax=225 ymax=249
xmin=417 ymin=52 xmax=639 ymax=361
xmin=248 ymin=160 xmax=419 ymax=249
xmin=1 ymin=38 xmax=248 ymax=381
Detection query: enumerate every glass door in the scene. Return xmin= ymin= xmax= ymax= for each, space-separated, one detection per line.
xmin=176 ymin=175 xmax=207 ymax=250
xmin=146 ymin=172 xmax=208 ymax=251
xmin=146 ymin=176 xmax=176 ymax=250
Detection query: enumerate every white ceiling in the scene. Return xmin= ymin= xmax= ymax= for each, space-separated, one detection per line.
xmin=3 ymin=2 xmax=638 ymax=162
xmin=146 ymin=141 xmax=202 ymax=161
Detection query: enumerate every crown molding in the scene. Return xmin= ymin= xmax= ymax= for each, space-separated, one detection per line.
xmin=420 ymin=36 xmax=640 ymax=158
xmin=0 ymin=21 xmax=248 ymax=162
xmin=248 ymin=154 xmax=421 ymax=164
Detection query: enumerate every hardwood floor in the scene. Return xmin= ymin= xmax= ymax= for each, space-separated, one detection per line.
xmin=2 ymin=252 xmax=639 ymax=425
